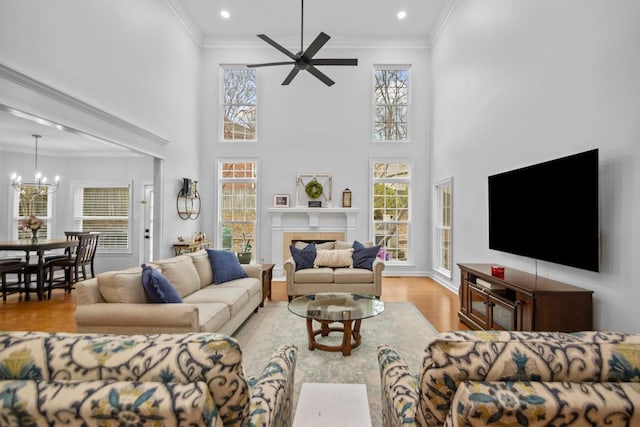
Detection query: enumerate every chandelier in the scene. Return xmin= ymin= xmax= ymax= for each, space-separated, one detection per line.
xmin=11 ymin=134 xmax=60 ymax=199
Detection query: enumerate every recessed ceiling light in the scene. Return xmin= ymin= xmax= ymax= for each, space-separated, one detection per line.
xmin=397 ymin=10 xmax=407 ymax=20
xmin=220 ymin=10 xmax=230 ymax=19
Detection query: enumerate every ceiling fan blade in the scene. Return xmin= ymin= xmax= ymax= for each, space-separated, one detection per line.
xmin=302 ymin=32 xmax=331 ymax=60
xmin=311 ymin=58 xmax=358 ymax=66
xmin=247 ymin=61 xmax=295 ymax=68
xmin=257 ymin=34 xmax=297 ymax=60
xmin=306 ymin=65 xmax=335 ymax=86
xmin=282 ymin=67 xmax=300 ymax=85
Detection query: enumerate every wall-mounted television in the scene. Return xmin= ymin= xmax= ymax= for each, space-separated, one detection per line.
xmin=488 ymin=149 xmax=599 ymax=272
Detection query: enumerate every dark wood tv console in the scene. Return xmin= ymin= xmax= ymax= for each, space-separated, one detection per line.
xmin=458 ymin=263 xmax=593 ymax=332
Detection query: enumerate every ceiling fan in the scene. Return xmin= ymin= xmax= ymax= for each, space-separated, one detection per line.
xmin=247 ymin=0 xmax=358 ymax=86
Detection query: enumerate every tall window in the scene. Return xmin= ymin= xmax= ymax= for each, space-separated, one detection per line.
xmin=372 ymin=160 xmax=411 ymax=262
xmin=221 ymin=66 xmax=257 ymax=141
xmin=73 ymin=185 xmax=131 ymax=251
xmin=435 ymin=178 xmax=453 ymax=277
xmin=13 ymin=187 xmax=52 ymax=239
xmin=218 ymin=160 xmax=258 ymax=261
xmin=373 ymin=65 xmax=410 ymax=142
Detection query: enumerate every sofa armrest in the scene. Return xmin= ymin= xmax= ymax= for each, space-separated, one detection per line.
xmin=377 ymin=345 xmax=419 ymax=427
xmin=247 ymin=344 xmax=298 ymax=427
xmin=75 ymin=303 xmax=199 ymax=333
xmin=372 ymin=259 xmax=385 ymax=297
xmin=283 ymin=257 xmax=296 ymax=295
xmin=241 ymin=264 xmax=263 ymax=280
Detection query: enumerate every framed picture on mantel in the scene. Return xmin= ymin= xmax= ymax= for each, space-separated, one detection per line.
xmin=274 ymin=194 xmax=290 ymax=208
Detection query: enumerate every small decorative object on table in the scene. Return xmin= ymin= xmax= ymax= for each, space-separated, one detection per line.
xmin=491 ymin=265 xmax=505 ymax=278
xmin=237 ymin=233 xmax=252 ymax=264
xmin=20 ymin=214 xmax=44 ymax=241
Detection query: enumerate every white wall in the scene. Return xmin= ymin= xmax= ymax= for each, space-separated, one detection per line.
xmin=198 ymin=46 xmax=432 ymax=275
xmin=0 ymin=0 xmax=201 ymax=260
xmin=431 ymin=0 xmax=640 ymax=331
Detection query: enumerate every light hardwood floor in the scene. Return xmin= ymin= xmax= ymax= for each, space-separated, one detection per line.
xmin=1 ymin=276 xmax=468 ymax=333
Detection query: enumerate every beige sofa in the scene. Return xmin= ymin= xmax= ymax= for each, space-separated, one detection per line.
xmin=378 ymin=330 xmax=640 ymax=426
xmin=0 ymin=331 xmax=297 ymax=427
xmin=284 ymin=240 xmax=385 ymax=300
xmin=75 ymin=250 xmax=263 ymax=335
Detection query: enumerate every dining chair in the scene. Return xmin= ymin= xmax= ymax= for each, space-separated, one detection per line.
xmin=1 ymin=258 xmax=27 ymax=301
xmin=47 ymin=233 xmax=100 ymax=297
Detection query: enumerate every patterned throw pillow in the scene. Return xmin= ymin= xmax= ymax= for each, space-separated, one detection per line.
xmin=290 ymin=242 xmax=316 ymax=271
xmin=206 ymin=249 xmax=248 ymax=284
xmin=141 ymin=264 xmax=182 ymax=303
xmin=352 ymin=241 xmax=381 ymax=270
xmin=314 ymin=248 xmax=354 ymax=268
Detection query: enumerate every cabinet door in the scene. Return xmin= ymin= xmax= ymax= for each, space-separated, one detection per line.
xmin=468 ymin=285 xmax=490 ymax=329
xmin=488 ymin=295 xmax=517 ymax=330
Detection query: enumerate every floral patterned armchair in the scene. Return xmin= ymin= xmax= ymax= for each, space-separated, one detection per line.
xmin=378 ymin=330 xmax=640 ymax=426
xmin=0 ymin=331 xmax=297 ymax=426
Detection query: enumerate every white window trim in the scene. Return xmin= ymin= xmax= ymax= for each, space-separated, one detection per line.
xmin=369 ymin=158 xmax=413 ymax=265
xmin=434 ymin=177 xmax=453 ymax=278
xmin=10 ymin=187 xmax=54 ymax=240
xmin=219 ymin=65 xmax=258 ymax=143
xmin=372 ymin=64 xmax=412 ymax=143
xmin=71 ymin=181 xmax=133 ymax=255
xmin=216 ymin=158 xmax=260 ymax=260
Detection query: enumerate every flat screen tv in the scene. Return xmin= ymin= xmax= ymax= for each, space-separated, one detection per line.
xmin=488 ymin=149 xmax=599 ymax=272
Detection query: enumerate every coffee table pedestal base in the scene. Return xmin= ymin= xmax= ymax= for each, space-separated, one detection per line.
xmin=306 ymin=318 xmax=362 ymax=356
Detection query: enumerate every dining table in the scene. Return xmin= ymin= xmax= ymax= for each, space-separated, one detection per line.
xmin=0 ymin=238 xmax=79 ymax=301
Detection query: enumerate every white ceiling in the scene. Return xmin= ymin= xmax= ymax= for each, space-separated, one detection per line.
xmin=171 ymin=0 xmax=453 ymax=47
xmin=0 ymin=0 xmax=453 ymax=155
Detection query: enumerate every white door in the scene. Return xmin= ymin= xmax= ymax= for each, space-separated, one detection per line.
xmin=142 ymin=184 xmax=154 ymax=263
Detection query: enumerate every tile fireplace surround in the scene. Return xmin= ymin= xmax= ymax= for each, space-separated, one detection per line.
xmin=268 ymin=207 xmax=359 ymax=278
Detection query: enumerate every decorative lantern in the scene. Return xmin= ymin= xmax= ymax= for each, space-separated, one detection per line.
xmin=342 ymin=188 xmax=352 ymax=208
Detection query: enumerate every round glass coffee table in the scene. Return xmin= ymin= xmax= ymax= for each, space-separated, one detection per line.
xmin=288 ymin=292 xmax=384 ymax=356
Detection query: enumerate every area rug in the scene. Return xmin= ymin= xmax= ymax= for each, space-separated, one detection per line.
xmin=233 ymin=301 xmax=439 ymax=426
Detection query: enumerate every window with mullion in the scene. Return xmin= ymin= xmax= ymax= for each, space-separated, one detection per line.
xmin=371 ymin=160 xmax=411 ymax=262
xmin=72 ymin=184 xmax=131 ymax=252
xmin=218 ymin=160 xmax=258 ymax=257
xmin=435 ymin=178 xmax=453 ymax=277
xmin=13 ymin=186 xmax=52 ymax=239
xmin=373 ymin=66 xmax=410 ymax=142
xmin=221 ymin=66 xmax=257 ymax=142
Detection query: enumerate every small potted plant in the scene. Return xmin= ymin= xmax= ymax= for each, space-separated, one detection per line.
xmin=237 ymin=233 xmax=252 ymax=264
xmin=21 ymin=214 xmax=44 ymax=241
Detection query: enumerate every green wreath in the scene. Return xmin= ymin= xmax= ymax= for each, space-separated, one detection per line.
xmin=305 ymin=179 xmax=324 ymax=199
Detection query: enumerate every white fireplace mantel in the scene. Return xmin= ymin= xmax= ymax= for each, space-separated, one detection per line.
xmin=268 ymin=207 xmax=359 ymax=228
xmin=268 ymin=207 xmax=359 ymax=277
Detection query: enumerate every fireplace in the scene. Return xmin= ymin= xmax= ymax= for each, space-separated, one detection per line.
xmin=268 ymin=207 xmax=359 ymax=278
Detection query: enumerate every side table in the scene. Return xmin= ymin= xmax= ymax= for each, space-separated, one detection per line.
xmin=259 ymin=263 xmax=275 ymax=307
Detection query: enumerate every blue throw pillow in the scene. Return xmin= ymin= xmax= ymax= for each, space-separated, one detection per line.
xmin=206 ymin=249 xmax=248 ymax=284
xmin=141 ymin=264 xmax=182 ymax=303
xmin=290 ymin=242 xmax=316 ymax=271
xmin=352 ymin=241 xmax=381 ymax=270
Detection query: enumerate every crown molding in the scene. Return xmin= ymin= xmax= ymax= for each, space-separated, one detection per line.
xmin=0 ymin=64 xmax=170 ymax=149
xmin=429 ymin=0 xmax=458 ymax=47
xmin=164 ymin=0 xmax=204 ymax=47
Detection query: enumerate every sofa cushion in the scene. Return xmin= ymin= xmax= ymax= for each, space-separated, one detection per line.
xmin=294 ymin=267 xmax=334 ymax=283
xmin=334 ymin=267 xmax=374 ymax=284
xmin=334 ymin=240 xmax=354 ymax=250
xmin=183 ymin=287 xmax=249 ymax=318
xmin=186 ymin=250 xmax=213 ymax=287
xmin=141 ymin=264 xmax=183 ymax=303
xmin=206 ymin=249 xmax=248 ymax=284
xmin=215 ymin=277 xmax=262 ymax=299
xmin=352 ymin=241 xmax=381 ymax=270
xmin=314 ymin=248 xmax=354 ymax=268
xmin=192 ymin=302 xmax=231 ymax=332
xmin=153 ymin=255 xmax=201 ymax=297
xmin=290 ymin=243 xmax=316 ymax=270
xmin=97 ymin=267 xmax=149 ymax=303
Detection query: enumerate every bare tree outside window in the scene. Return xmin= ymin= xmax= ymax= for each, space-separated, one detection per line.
xmin=373 ymin=67 xmax=409 ymax=142
xmin=222 ymin=68 xmax=257 ymax=141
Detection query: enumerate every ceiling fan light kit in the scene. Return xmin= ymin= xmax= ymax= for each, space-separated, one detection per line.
xmin=247 ymin=0 xmax=358 ymax=86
